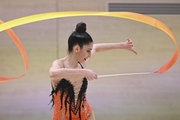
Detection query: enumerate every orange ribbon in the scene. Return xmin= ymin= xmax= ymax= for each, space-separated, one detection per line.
xmin=0 ymin=20 xmax=28 ymax=83
xmin=0 ymin=12 xmax=179 ymax=83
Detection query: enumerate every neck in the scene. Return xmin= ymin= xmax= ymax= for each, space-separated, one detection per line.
xmin=64 ymin=53 xmax=79 ymax=68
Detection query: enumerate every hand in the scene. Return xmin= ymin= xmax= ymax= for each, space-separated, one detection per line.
xmin=123 ymin=38 xmax=137 ymax=55
xmin=84 ymin=69 xmax=97 ymax=80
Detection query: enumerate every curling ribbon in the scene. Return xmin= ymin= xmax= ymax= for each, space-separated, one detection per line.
xmin=0 ymin=20 xmax=28 ymax=83
xmin=0 ymin=11 xmax=179 ymax=82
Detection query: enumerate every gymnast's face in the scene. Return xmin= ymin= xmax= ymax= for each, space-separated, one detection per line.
xmin=75 ymin=42 xmax=93 ymax=63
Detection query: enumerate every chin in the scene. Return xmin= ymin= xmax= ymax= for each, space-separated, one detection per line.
xmin=80 ymin=60 xmax=85 ymax=63
xmin=78 ymin=60 xmax=83 ymax=63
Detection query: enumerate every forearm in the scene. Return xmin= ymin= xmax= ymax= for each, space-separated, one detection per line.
xmin=49 ymin=68 xmax=86 ymax=80
xmin=93 ymin=42 xmax=125 ymax=52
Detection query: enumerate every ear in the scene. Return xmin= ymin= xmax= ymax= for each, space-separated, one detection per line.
xmin=73 ymin=45 xmax=80 ymax=53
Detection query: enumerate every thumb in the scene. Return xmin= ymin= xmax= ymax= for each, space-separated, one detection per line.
xmin=126 ymin=38 xmax=130 ymax=42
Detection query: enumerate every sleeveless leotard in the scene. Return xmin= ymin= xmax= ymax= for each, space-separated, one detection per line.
xmin=49 ymin=63 xmax=92 ymax=120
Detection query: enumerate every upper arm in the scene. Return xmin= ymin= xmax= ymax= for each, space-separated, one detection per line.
xmin=91 ymin=44 xmax=97 ymax=56
xmin=50 ymin=60 xmax=60 ymax=71
xmin=49 ymin=60 xmax=63 ymax=78
xmin=49 ymin=60 xmax=63 ymax=89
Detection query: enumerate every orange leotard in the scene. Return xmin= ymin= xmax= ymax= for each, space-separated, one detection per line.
xmin=49 ymin=78 xmax=92 ymax=120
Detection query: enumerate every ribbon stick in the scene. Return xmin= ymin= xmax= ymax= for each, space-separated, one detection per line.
xmin=0 ymin=20 xmax=28 ymax=83
xmin=0 ymin=11 xmax=179 ymax=82
xmin=98 ymin=72 xmax=151 ymax=78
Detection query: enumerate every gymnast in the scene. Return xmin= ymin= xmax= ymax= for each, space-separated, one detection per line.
xmin=49 ymin=22 xmax=137 ymax=120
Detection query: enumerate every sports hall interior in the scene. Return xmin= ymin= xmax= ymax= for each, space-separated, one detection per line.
xmin=0 ymin=0 xmax=180 ymax=120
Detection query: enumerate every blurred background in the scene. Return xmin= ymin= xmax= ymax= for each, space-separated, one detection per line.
xmin=0 ymin=0 xmax=180 ymax=120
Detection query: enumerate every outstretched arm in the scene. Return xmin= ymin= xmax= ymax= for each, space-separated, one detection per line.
xmin=92 ymin=38 xmax=137 ymax=55
xmin=49 ymin=60 xmax=97 ymax=81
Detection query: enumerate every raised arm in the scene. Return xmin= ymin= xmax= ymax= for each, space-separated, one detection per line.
xmin=91 ymin=38 xmax=137 ymax=55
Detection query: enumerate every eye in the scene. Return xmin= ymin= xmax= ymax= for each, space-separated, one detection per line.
xmin=87 ymin=50 xmax=91 ymax=53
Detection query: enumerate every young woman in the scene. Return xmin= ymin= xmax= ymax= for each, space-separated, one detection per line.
xmin=49 ymin=22 xmax=137 ymax=120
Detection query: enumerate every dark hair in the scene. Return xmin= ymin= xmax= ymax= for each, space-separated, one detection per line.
xmin=68 ymin=22 xmax=93 ymax=53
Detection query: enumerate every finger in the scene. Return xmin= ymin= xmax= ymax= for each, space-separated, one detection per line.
xmin=126 ymin=38 xmax=131 ymax=42
xmin=129 ymin=44 xmax=133 ymax=47
xmin=128 ymin=41 xmax=133 ymax=45
xmin=130 ymin=46 xmax=137 ymax=55
xmin=133 ymin=50 xmax=137 ymax=55
xmin=95 ymin=74 xmax=98 ymax=79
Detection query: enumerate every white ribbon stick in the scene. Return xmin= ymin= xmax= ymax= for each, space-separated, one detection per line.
xmin=98 ymin=72 xmax=151 ymax=78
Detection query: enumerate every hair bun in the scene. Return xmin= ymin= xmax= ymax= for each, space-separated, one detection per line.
xmin=75 ymin=22 xmax=86 ymax=33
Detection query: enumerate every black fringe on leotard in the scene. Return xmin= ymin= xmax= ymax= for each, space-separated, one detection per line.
xmin=49 ymin=78 xmax=88 ymax=120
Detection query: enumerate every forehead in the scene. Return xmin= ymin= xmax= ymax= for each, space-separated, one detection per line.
xmin=83 ymin=43 xmax=93 ymax=49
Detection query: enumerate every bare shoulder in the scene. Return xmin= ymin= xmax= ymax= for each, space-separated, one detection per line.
xmin=49 ymin=59 xmax=64 ymax=89
xmin=50 ymin=59 xmax=64 ymax=69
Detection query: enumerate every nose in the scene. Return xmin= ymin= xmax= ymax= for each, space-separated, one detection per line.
xmin=88 ymin=52 xmax=91 ymax=58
